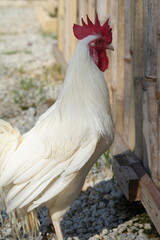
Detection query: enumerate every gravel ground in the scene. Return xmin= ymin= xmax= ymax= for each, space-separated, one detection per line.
xmin=0 ymin=2 xmax=160 ymax=240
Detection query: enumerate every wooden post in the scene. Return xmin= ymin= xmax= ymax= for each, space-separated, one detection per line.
xmin=144 ymin=0 xmax=158 ymax=186
xmin=109 ymin=0 xmax=118 ymax=123
xmin=157 ymin=0 xmax=160 ymax=187
xmin=88 ymin=0 xmax=96 ymax=21
xmin=115 ymin=0 xmax=124 ymax=136
xmin=64 ymin=0 xmax=77 ymax=62
xmin=132 ymin=0 xmax=144 ymax=160
xmin=123 ymin=0 xmax=135 ymax=150
xmin=77 ymin=0 xmax=88 ymax=23
xmin=96 ymin=0 xmax=108 ymax=23
xmin=57 ymin=0 xmax=64 ymax=53
xmin=68 ymin=0 xmax=77 ymax=59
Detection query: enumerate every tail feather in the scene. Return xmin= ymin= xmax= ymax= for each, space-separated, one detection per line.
xmin=0 ymin=119 xmax=22 ymax=174
xmin=0 ymin=120 xmax=39 ymax=238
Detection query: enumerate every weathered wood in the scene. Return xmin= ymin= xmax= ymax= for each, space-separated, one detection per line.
xmin=132 ymin=162 xmax=160 ymax=234
xmin=123 ymin=0 xmax=135 ymax=150
xmin=145 ymin=0 xmax=158 ymax=79
xmin=77 ymin=0 xmax=88 ymax=23
xmin=96 ymin=0 xmax=108 ymax=22
xmin=144 ymin=0 xmax=159 ymax=187
xmin=113 ymin=154 xmax=140 ymax=201
xmin=111 ymin=132 xmax=129 ymax=155
xmin=146 ymin=81 xmax=159 ymax=186
xmin=132 ymin=0 xmax=144 ymax=160
xmin=87 ymin=0 xmax=96 ymax=21
xmin=113 ymin=151 xmax=160 ymax=234
xmin=57 ymin=0 xmax=64 ymax=53
xmin=68 ymin=0 xmax=77 ymax=59
xmin=63 ymin=0 xmax=70 ymax=62
xmin=109 ymin=0 xmax=118 ymax=120
xmin=115 ymin=0 xmax=124 ymax=136
xmin=104 ymin=0 xmax=112 ymax=111
xmin=157 ymin=0 xmax=160 ymax=187
xmin=142 ymin=89 xmax=151 ymax=173
xmin=52 ymin=44 xmax=67 ymax=74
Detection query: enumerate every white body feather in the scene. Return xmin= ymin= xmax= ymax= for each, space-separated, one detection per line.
xmin=0 ymin=35 xmax=114 ymax=221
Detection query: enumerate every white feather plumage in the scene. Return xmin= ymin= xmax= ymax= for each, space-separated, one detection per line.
xmin=0 ymin=35 xmax=114 ymax=227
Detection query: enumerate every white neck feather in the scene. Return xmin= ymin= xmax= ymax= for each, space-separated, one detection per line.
xmin=38 ymin=36 xmax=113 ymax=141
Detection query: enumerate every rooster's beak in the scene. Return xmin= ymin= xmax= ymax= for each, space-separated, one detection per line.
xmin=106 ymin=44 xmax=114 ymax=51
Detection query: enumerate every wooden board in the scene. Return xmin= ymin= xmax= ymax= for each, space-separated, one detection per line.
xmin=123 ymin=0 xmax=135 ymax=150
xmin=132 ymin=163 xmax=160 ymax=234
xmin=144 ymin=0 xmax=159 ymax=187
xmin=113 ymin=150 xmax=160 ymax=235
xmin=112 ymin=154 xmax=140 ymax=201
xmin=132 ymin=0 xmax=144 ymax=160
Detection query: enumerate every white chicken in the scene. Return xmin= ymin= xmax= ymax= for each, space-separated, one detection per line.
xmin=0 ymin=15 xmax=114 ymax=240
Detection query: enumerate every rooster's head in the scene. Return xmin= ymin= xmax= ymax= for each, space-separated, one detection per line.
xmin=73 ymin=14 xmax=113 ymax=72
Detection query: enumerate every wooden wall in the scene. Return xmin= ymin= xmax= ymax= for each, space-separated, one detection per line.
xmin=56 ymin=0 xmax=160 ymax=188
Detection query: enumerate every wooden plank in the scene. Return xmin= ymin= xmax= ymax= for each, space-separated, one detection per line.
xmin=132 ymin=0 xmax=144 ymax=160
xmin=52 ymin=44 xmax=67 ymax=74
xmin=103 ymin=0 xmax=112 ymax=112
xmin=144 ymin=0 xmax=159 ymax=187
xmin=115 ymin=98 xmax=124 ymax=136
xmin=109 ymin=0 xmax=118 ymax=120
xmin=157 ymin=0 xmax=160 ymax=187
xmin=77 ymin=0 xmax=88 ymax=23
xmin=64 ymin=0 xmax=70 ymax=62
xmin=113 ymin=154 xmax=140 ymax=201
xmin=68 ymin=0 xmax=77 ymax=59
xmin=115 ymin=0 xmax=124 ymax=136
xmin=96 ymin=0 xmax=108 ymax=23
xmin=111 ymin=132 xmax=129 ymax=155
xmin=146 ymin=81 xmax=159 ymax=186
xmin=57 ymin=0 xmax=64 ymax=53
xmin=132 ymin=163 xmax=160 ymax=234
xmin=142 ymin=89 xmax=151 ymax=173
xmin=145 ymin=0 xmax=158 ymax=79
xmin=123 ymin=0 xmax=135 ymax=150
xmin=87 ymin=0 xmax=96 ymax=21
xmin=113 ymin=150 xmax=160 ymax=234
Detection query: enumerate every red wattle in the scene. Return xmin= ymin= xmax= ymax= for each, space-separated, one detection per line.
xmin=98 ymin=50 xmax=109 ymax=72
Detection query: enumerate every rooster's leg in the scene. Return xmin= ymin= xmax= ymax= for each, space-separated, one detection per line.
xmin=52 ymin=220 xmax=63 ymax=240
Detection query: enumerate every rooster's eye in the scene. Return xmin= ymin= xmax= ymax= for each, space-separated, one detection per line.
xmin=97 ymin=39 xmax=102 ymax=45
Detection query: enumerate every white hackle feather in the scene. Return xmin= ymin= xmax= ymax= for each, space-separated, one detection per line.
xmin=0 ymin=35 xmax=114 ymax=236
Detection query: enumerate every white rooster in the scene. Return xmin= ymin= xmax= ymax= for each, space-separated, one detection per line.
xmin=0 ymin=15 xmax=114 ymax=240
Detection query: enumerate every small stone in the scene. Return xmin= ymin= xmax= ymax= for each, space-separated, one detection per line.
xmin=144 ymin=223 xmax=151 ymax=230
xmin=98 ymin=201 xmax=106 ymax=208
xmin=76 ymin=228 xmax=86 ymax=234
xmin=135 ymin=233 xmax=149 ymax=240
xmin=84 ymin=233 xmax=92 ymax=239
xmin=150 ymin=238 xmax=160 ymax=240
xmin=119 ymin=213 xmax=128 ymax=220
xmin=124 ymin=234 xmax=137 ymax=240
xmin=103 ymin=236 xmax=114 ymax=240
xmin=101 ymin=228 xmax=109 ymax=236
xmin=117 ymin=224 xmax=127 ymax=233
xmin=110 ymin=189 xmax=123 ymax=199
xmin=95 ymin=224 xmax=103 ymax=231
xmin=107 ymin=200 xmax=115 ymax=208
xmin=118 ymin=233 xmax=127 ymax=240
xmin=89 ymin=236 xmax=99 ymax=240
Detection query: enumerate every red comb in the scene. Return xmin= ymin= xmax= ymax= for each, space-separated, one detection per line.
xmin=73 ymin=14 xmax=112 ymax=43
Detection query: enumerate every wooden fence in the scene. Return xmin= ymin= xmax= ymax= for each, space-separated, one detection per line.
xmin=47 ymin=0 xmax=160 ymax=233
xmin=56 ymin=0 xmax=160 ymax=185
